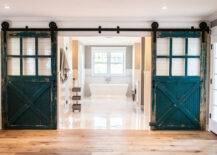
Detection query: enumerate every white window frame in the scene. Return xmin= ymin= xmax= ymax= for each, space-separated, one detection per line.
xmin=91 ymin=47 xmax=126 ymax=76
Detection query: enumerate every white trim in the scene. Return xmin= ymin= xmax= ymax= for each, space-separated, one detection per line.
xmin=0 ymin=16 xmax=205 ymax=22
xmin=0 ymin=31 xmax=1 ymax=129
xmin=209 ymin=42 xmax=217 ymax=134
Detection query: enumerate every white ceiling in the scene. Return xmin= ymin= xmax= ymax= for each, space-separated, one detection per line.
xmin=72 ymin=36 xmax=141 ymax=45
xmin=0 ymin=0 xmax=217 ymax=21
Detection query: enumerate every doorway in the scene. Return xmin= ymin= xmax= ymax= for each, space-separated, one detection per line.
xmin=0 ymin=27 xmax=209 ymax=129
xmin=57 ymin=36 xmax=150 ymax=130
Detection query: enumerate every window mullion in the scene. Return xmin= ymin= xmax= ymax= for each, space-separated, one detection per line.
xmin=185 ymin=38 xmax=188 ymax=76
xmin=20 ymin=37 xmax=23 ymax=76
xmin=169 ymin=38 xmax=172 ymax=76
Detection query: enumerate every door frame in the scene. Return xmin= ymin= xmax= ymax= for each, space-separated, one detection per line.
xmin=0 ymin=21 xmax=210 ymax=130
xmin=209 ymin=42 xmax=217 ymax=133
xmin=209 ymin=26 xmax=217 ymax=133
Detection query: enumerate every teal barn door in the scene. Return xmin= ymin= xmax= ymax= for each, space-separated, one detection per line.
xmin=152 ymin=32 xmax=203 ymax=130
xmin=1 ymin=31 xmax=57 ymax=129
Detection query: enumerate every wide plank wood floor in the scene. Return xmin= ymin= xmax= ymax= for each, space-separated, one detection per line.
xmin=0 ymin=130 xmax=216 ymax=155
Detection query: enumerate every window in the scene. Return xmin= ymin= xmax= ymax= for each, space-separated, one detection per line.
xmin=156 ymin=38 xmax=201 ymax=76
xmin=92 ymin=47 xmax=126 ymax=76
xmin=7 ymin=36 xmax=52 ymax=76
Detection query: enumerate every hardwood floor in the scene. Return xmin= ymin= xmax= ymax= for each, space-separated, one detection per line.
xmin=0 ymin=130 xmax=216 ymax=155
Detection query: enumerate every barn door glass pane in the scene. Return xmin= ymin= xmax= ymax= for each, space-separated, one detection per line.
xmin=156 ymin=58 xmax=169 ymax=76
xmin=23 ymin=58 xmax=36 ymax=75
xmin=187 ymin=58 xmax=200 ymax=76
xmin=188 ymin=38 xmax=201 ymax=56
xmin=172 ymin=58 xmax=185 ymax=76
xmin=23 ymin=38 xmax=35 ymax=55
xmin=38 ymin=58 xmax=51 ymax=76
xmin=7 ymin=58 xmax=20 ymax=75
xmin=172 ymin=38 xmax=185 ymax=55
xmin=38 ymin=38 xmax=51 ymax=55
xmin=7 ymin=38 xmax=20 ymax=55
xmin=157 ymin=38 xmax=170 ymax=55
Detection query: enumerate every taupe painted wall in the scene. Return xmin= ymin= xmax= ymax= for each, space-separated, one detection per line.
xmin=84 ymin=45 xmax=133 ymax=69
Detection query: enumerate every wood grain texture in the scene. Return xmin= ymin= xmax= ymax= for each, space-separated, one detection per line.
xmin=0 ymin=130 xmax=216 ymax=155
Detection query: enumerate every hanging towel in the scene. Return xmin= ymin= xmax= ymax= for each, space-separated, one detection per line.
xmin=60 ymin=48 xmax=70 ymax=82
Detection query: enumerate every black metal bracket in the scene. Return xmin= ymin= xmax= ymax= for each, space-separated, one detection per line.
xmin=117 ymin=26 xmax=120 ymax=34
xmin=151 ymin=22 xmax=159 ymax=43
xmin=199 ymin=22 xmax=209 ymax=43
xmin=1 ymin=21 xmax=9 ymax=31
xmin=98 ymin=26 xmax=102 ymax=34
xmin=49 ymin=21 xmax=58 ymax=31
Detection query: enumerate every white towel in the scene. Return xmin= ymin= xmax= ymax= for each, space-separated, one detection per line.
xmin=60 ymin=48 xmax=70 ymax=82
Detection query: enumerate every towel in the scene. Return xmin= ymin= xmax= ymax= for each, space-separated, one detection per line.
xmin=60 ymin=48 xmax=70 ymax=82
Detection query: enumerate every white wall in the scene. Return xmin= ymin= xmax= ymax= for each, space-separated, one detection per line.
xmin=58 ymin=37 xmax=73 ymax=129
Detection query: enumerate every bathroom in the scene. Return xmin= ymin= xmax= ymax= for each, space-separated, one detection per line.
xmin=58 ymin=36 xmax=149 ymax=130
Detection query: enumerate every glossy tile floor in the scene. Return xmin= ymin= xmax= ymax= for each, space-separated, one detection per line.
xmin=59 ymin=97 xmax=147 ymax=130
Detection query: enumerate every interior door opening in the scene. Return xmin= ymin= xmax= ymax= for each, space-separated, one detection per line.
xmin=57 ymin=36 xmax=152 ymax=130
xmin=1 ymin=28 xmax=207 ymax=131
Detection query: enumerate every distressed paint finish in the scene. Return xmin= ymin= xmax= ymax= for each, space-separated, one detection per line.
xmin=154 ymin=77 xmax=201 ymax=130
xmin=152 ymin=31 xmax=203 ymax=130
xmin=1 ymin=31 xmax=57 ymax=129
xmin=200 ymin=32 xmax=210 ymax=130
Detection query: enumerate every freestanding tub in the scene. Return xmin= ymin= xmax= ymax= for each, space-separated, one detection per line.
xmin=89 ymin=83 xmax=128 ymax=98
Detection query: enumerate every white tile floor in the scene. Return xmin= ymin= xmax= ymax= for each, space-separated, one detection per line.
xmin=59 ymin=97 xmax=148 ymax=130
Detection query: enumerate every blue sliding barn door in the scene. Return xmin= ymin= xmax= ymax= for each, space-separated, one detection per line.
xmin=1 ymin=31 xmax=57 ymax=129
xmin=152 ymin=32 xmax=203 ymax=130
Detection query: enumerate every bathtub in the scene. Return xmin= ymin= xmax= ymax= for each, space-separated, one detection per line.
xmin=89 ymin=83 xmax=128 ymax=98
